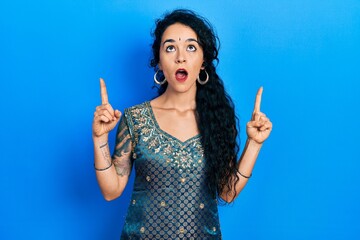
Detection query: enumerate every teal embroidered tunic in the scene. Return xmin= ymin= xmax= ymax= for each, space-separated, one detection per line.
xmin=116 ymin=102 xmax=222 ymax=239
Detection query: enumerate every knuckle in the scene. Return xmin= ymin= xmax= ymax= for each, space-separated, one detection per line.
xmin=101 ymin=109 xmax=108 ymax=115
xmin=107 ymin=105 xmax=114 ymax=111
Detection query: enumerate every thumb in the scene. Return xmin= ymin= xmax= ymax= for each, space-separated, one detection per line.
xmin=114 ymin=109 xmax=122 ymax=119
xmin=247 ymin=120 xmax=261 ymax=128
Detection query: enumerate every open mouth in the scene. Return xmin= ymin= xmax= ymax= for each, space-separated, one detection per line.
xmin=175 ymin=69 xmax=188 ymax=82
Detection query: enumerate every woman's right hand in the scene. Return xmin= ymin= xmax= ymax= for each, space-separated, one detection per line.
xmin=92 ymin=78 xmax=121 ymax=139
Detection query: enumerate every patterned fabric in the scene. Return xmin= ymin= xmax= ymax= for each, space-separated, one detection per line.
xmin=120 ymin=101 xmax=222 ymax=240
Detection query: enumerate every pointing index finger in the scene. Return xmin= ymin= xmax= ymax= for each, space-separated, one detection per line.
xmin=253 ymin=86 xmax=263 ymax=113
xmin=100 ymin=78 xmax=108 ymax=104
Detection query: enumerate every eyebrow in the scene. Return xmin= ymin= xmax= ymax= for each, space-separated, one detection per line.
xmin=162 ymin=38 xmax=199 ymax=45
xmin=185 ymin=38 xmax=199 ymax=43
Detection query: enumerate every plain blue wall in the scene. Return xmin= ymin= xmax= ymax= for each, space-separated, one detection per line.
xmin=1 ymin=0 xmax=359 ymax=239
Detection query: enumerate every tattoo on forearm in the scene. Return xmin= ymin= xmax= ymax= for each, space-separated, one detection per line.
xmin=99 ymin=142 xmax=108 ymax=148
xmin=100 ymin=143 xmax=111 ymax=165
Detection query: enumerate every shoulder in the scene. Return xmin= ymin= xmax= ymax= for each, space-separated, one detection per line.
xmin=123 ymin=101 xmax=153 ymax=129
xmin=124 ymin=101 xmax=150 ymax=118
xmin=123 ymin=101 xmax=152 ymax=143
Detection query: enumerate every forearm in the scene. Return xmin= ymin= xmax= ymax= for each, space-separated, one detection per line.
xmin=93 ymin=135 xmax=123 ymax=201
xmin=221 ymin=138 xmax=262 ymax=202
xmin=235 ymin=138 xmax=262 ymax=192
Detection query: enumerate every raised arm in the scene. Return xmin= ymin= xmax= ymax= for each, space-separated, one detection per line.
xmin=92 ymin=78 xmax=132 ymax=201
xmin=221 ymin=87 xmax=273 ymax=202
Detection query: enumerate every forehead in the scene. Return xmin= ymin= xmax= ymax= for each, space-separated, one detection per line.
xmin=161 ymin=23 xmax=198 ymax=42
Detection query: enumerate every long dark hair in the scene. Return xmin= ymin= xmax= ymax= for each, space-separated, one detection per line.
xmin=150 ymin=9 xmax=240 ymax=203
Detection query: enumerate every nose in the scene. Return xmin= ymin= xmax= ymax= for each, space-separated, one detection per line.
xmin=176 ymin=50 xmax=186 ymax=63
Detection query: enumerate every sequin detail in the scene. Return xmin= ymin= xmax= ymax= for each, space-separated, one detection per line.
xmin=128 ymin=102 xmax=204 ymax=171
xmin=120 ymin=102 xmax=222 ymax=239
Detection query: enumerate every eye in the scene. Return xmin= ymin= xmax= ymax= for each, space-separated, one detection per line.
xmin=187 ymin=45 xmax=197 ymax=52
xmin=165 ymin=45 xmax=176 ymax=52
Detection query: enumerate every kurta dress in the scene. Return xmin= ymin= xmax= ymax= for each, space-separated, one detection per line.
xmin=114 ymin=102 xmax=222 ymax=239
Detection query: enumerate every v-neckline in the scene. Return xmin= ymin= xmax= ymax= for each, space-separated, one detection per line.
xmin=146 ymin=101 xmax=201 ymax=145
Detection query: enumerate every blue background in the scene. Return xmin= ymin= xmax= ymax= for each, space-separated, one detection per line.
xmin=1 ymin=0 xmax=359 ymax=239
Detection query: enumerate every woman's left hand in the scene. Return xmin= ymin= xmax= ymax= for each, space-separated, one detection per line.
xmin=246 ymin=87 xmax=273 ymax=144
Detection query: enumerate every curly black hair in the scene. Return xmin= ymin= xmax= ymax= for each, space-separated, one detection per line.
xmin=150 ymin=9 xmax=240 ymax=203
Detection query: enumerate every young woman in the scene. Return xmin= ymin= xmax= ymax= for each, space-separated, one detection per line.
xmin=92 ymin=9 xmax=272 ymax=239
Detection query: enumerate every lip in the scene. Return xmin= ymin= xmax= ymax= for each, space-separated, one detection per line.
xmin=175 ymin=68 xmax=188 ymax=82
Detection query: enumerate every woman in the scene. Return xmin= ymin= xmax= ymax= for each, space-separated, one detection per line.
xmin=92 ymin=9 xmax=272 ymax=239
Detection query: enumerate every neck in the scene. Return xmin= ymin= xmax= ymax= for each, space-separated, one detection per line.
xmin=157 ymin=87 xmax=197 ymax=111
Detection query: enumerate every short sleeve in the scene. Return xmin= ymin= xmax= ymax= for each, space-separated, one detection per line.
xmin=111 ymin=115 xmax=134 ymax=176
xmin=124 ymin=107 xmax=136 ymax=144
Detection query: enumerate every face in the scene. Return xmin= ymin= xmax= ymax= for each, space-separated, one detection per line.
xmin=158 ymin=23 xmax=204 ymax=94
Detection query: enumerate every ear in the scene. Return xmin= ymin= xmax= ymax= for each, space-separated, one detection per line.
xmin=201 ymin=61 xmax=206 ymax=70
xmin=158 ymin=62 xmax=162 ymax=71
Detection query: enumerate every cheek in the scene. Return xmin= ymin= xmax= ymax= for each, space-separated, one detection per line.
xmin=158 ymin=52 xmax=171 ymax=69
xmin=195 ymin=52 xmax=205 ymax=66
xmin=194 ymin=57 xmax=205 ymax=70
xmin=158 ymin=50 xmax=168 ymax=69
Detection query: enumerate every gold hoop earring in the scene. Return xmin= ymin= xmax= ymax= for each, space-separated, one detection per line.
xmin=154 ymin=70 xmax=167 ymax=85
xmin=197 ymin=70 xmax=209 ymax=85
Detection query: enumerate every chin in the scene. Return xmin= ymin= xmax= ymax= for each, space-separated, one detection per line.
xmin=169 ymin=82 xmax=197 ymax=93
